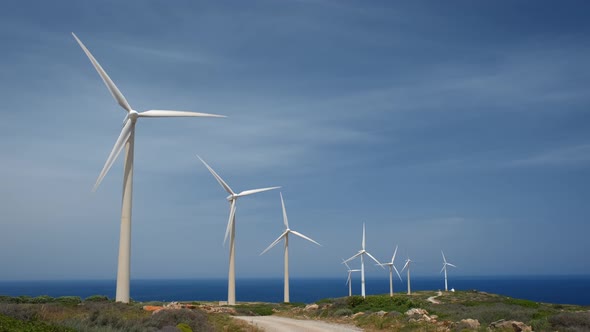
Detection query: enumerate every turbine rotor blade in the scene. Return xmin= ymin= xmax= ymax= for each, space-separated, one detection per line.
xmin=402 ymin=260 xmax=409 ymax=272
xmin=139 ymin=110 xmax=226 ymax=118
xmin=342 ymin=259 xmax=351 ymax=270
xmin=280 ymin=192 xmax=289 ymax=229
xmin=362 ymin=223 xmax=366 ymax=250
xmin=442 ymin=250 xmax=447 ymax=264
xmin=365 ymin=251 xmax=382 ymax=268
xmin=448 ymin=263 xmax=457 ymax=268
xmin=290 ymin=230 xmax=321 ymax=246
xmin=72 ymin=33 xmax=132 ymax=113
xmin=393 ymin=266 xmax=403 ymax=281
xmin=392 ymin=245 xmax=398 ymax=264
xmin=223 ymin=200 xmax=236 ymax=245
xmin=440 ymin=265 xmax=446 ymax=274
xmin=260 ymin=231 xmax=288 ymax=255
xmin=346 ymin=272 xmax=351 ymax=285
xmin=343 ymin=252 xmax=362 ymax=264
xmin=196 ymin=155 xmax=235 ymax=195
xmin=237 ymin=186 xmax=281 ymax=197
xmin=93 ymin=119 xmax=133 ymax=191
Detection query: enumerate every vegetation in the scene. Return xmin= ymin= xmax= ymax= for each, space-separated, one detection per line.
xmin=0 ymin=291 xmax=588 ymax=331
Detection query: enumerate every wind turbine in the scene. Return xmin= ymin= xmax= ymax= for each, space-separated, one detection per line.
xmin=378 ymin=245 xmax=403 ymax=297
xmin=401 ymin=257 xmax=414 ymax=295
xmin=342 ymin=259 xmax=361 ymax=297
xmin=72 ymin=33 xmax=225 ymax=303
xmin=197 ymin=155 xmax=279 ymax=305
xmin=343 ymin=223 xmax=383 ymax=298
xmin=441 ymin=251 xmax=457 ymax=292
xmin=260 ymin=193 xmax=321 ymax=303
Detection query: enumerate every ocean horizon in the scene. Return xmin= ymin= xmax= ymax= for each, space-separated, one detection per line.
xmin=1 ymin=275 xmax=589 ymax=306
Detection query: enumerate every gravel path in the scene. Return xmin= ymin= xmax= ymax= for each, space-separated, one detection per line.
xmin=234 ymin=316 xmax=363 ymax=332
xmin=427 ymin=291 xmax=443 ymax=304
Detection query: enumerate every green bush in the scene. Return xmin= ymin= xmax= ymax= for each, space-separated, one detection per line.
xmin=176 ymin=322 xmax=192 ymax=332
xmin=235 ymin=304 xmax=274 ymax=316
xmin=333 ymin=308 xmax=353 ymax=317
xmin=549 ymin=311 xmax=590 ymax=330
xmin=85 ymin=295 xmax=110 ymax=302
xmin=346 ymin=296 xmax=365 ymax=308
xmin=0 ymin=313 xmax=76 ymax=332
xmin=56 ymin=296 xmax=81 ymax=306
xmin=32 ymin=295 xmax=55 ymax=303
xmin=503 ymin=298 xmax=539 ymax=308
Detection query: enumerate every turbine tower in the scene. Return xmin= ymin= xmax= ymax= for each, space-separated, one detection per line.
xmin=441 ymin=251 xmax=457 ymax=292
xmin=401 ymin=258 xmax=413 ymax=295
xmin=378 ymin=245 xmax=403 ymax=297
xmin=72 ymin=33 xmax=225 ymax=303
xmin=197 ymin=156 xmax=279 ymax=305
xmin=343 ymin=223 xmax=383 ymax=298
xmin=342 ymin=259 xmax=361 ymax=297
xmin=260 ymin=193 xmax=321 ymax=303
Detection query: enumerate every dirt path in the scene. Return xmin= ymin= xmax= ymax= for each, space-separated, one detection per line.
xmin=234 ymin=316 xmax=363 ymax=332
xmin=427 ymin=291 xmax=443 ymax=304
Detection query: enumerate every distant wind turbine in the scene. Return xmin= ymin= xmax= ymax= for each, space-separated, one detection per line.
xmin=343 ymin=223 xmax=383 ymax=298
xmin=72 ymin=33 xmax=225 ymax=303
xmin=401 ymin=257 xmax=414 ymax=295
xmin=260 ymin=193 xmax=321 ymax=303
xmin=441 ymin=251 xmax=457 ymax=292
xmin=378 ymin=245 xmax=403 ymax=297
xmin=342 ymin=259 xmax=361 ymax=297
xmin=197 ymin=155 xmax=279 ymax=305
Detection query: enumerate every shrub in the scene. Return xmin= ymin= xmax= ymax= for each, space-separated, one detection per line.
xmin=176 ymin=322 xmax=192 ymax=332
xmin=347 ymin=296 xmax=365 ymax=308
xmin=549 ymin=312 xmax=590 ymax=331
xmin=32 ymin=295 xmax=55 ymax=303
xmin=148 ymin=308 xmax=213 ymax=332
xmin=56 ymin=296 xmax=81 ymax=306
xmin=504 ymin=298 xmax=539 ymax=308
xmin=333 ymin=308 xmax=353 ymax=317
xmin=235 ymin=304 xmax=275 ymax=316
xmin=85 ymin=295 xmax=110 ymax=302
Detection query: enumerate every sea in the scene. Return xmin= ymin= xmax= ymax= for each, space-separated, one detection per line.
xmin=0 ymin=276 xmax=589 ymax=306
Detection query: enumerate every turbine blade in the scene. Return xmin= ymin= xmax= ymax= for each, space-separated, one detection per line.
xmin=362 ymin=223 xmax=366 ymax=250
xmin=365 ymin=251 xmax=383 ymax=268
xmin=196 ymin=155 xmax=235 ymax=195
xmin=280 ymin=192 xmax=289 ymax=229
xmin=448 ymin=263 xmax=457 ymax=268
xmin=260 ymin=231 xmax=287 ymax=255
xmin=351 ymin=269 xmax=361 ymax=272
xmin=393 ymin=266 xmax=403 ymax=282
xmin=72 ymin=33 xmax=132 ymax=113
xmin=237 ymin=186 xmax=281 ymax=197
xmin=442 ymin=250 xmax=447 ymax=264
xmin=392 ymin=245 xmax=398 ymax=264
xmin=440 ymin=265 xmax=446 ymax=274
xmin=402 ymin=260 xmax=409 ymax=272
xmin=139 ymin=110 xmax=226 ymax=118
xmin=223 ymin=200 xmax=236 ymax=245
xmin=93 ymin=119 xmax=133 ymax=191
xmin=290 ymin=230 xmax=321 ymax=246
xmin=342 ymin=259 xmax=351 ymax=270
xmin=346 ymin=272 xmax=351 ymax=285
xmin=343 ymin=252 xmax=362 ymax=264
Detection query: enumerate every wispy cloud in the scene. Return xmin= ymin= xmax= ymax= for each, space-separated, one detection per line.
xmin=508 ymin=144 xmax=590 ymax=167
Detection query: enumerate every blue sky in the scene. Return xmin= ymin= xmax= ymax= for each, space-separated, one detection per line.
xmin=0 ymin=1 xmax=589 ymax=281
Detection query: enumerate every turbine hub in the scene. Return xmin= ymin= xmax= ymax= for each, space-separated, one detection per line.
xmin=226 ymin=195 xmax=236 ymax=202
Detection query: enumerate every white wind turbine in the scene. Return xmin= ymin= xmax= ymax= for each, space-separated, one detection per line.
xmin=378 ymin=245 xmax=403 ymax=297
xmin=441 ymin=251 xmax=457 ymax=292
xmin=72 ymin=33 xmax=225 ymax=303
xmin=401 ymin=257 xmax=414 ymax=295
xmin=342 ymin=259 xmax=361 ymax=297
xmin=260 ymin=193 xmax=321 ymax=303
xmin=197 ymin=155 xmax=279 ymax=305
xmin=343 ymin=223 xmax=383 ymax=298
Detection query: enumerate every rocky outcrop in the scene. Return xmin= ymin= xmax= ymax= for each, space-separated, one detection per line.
xmin=304 ymin=303 xmax=319 ymax=311
xmin=489 ymin=319 xmax=532 ymax=332
xmin=456 ymin=318 xmax=480 ymax=330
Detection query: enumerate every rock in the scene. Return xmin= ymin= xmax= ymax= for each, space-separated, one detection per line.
xmin=143 ymin=305 xmax=164 ymax=312
xmin=351 ymin=312 xmax=364 ymax=319
xmin=375 ymin=310 xmax=387 ymax=317
xmin=387 ymin=311 xmax=402 ymax=318
xmin=304 ymin=303 xmax=319 ymax=311
xmin=405 ymin=308 xmax=429 ymax=316
xmin=489 ymin=319 xmax=532 ymax=332
xmin=456 ymin=318 xmax=480 ymax=330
